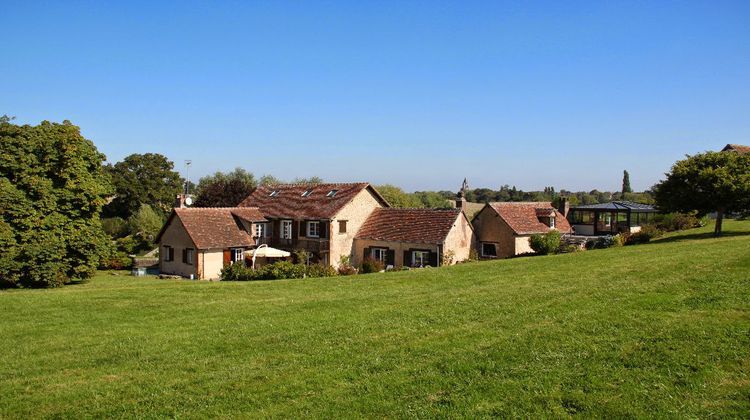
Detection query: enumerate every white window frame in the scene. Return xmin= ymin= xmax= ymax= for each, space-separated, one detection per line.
xmin=412 ymin=251 xmax=430 ymax=267
xmin=184 ymin=248 xmax=194 ymax=265
xmin=307 ymin=221 xmax=320 ymax=238
xmin=326 ymin=189 xmax=338 ymax=197
xmin=550 ymin=217 xmax=556 ymax=229
xmin=301 ymin=190 xmax=312 ymax=197
xmin=231 ymin=248 xmax=244 ymax=264
xmin=269 ymin=190 xmax=279 ymax=197
xmin=371 ymin=248 xmax=387 ymax=262
xmin=163 ymin=246 xmax=173 ymax=262
xmin=281 ymin=220 xmax=292 ymax=239
xmin=481 ymin=243 xmax=497 ymax=258
xmin=254 ymin=223 xmax=267 ymax=238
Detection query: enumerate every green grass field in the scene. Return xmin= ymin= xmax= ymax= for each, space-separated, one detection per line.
xmin=2 ymin=221 xmax=749 ymax=418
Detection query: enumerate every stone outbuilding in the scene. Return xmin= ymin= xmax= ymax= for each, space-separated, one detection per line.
xmin=155 ymin=207 xmax=266 ymax=279
xmin=353 ymin=208 xmax=475 ymax=268
xmin=472 ymin=202 xmax=571 ymax=259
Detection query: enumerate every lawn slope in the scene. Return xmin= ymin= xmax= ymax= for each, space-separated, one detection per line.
xmin=1 ymin=221 xmax=749 ymax=417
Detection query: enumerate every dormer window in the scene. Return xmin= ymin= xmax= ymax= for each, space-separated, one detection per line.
xmin=550 ymin=216 xmax=556 ymax=229
xmin=269 ymin=190 xmax=279 ymax=197
xmin=301 ymin=190 xmax=312 ymax=197
xmin=326 ymin=189 xmax=338 ymax=197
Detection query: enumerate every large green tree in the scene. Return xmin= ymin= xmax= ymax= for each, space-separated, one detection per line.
xmin=0 ymin=120 xmax=112 ymax=288
xmin=375 ymin=185 xmax=422 ymax=208
xmin=622 ymin=170 xmax=632 ymax=194
xmin=653 ymin=152 xmax=750 ymax=236
xmin=104 ymin=153 xmax=182 ymax=218
xmin=194 ymin=167 xmax=257 ymax=207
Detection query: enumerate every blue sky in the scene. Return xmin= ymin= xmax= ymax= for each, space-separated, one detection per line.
xmin=2 ymin=1 xmax=749 ymax=192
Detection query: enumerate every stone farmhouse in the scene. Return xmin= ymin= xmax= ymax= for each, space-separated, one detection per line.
xmin=158 ymin=182 xmax=477 ymax=279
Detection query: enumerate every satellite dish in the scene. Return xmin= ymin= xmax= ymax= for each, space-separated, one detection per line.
xmin=185 ymin=196 xmax=193 ymax=206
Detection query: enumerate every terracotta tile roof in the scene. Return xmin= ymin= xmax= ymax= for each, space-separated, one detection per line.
xmin=238 ymin=183 xmax=389 ymax=219
xmin=488 ymin=202 xmax=572 ymax=235
xmin=356 ymin=208 xmax=464 ymax=244
xmin=722 ymin=144 xmax=750 ymax=154
xmin=156 ymin=207 xmax=266 ymax=250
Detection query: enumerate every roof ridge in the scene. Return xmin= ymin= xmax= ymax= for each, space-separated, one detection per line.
xmin=258 ymin=182 xmax=369 ymax=188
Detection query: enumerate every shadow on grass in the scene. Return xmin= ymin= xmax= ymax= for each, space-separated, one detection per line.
xmin=652 ymin=230 xmax=750 ymax=244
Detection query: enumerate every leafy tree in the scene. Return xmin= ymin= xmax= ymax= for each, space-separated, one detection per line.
xmin=292 ymin=176 xmax=324 ymax=184
xmin=0 ymin=114 xmax=15 ymax=123
xmin=259 ymin=174 xmax=282 ymax=186
xmin=375 ymin=185 xmax=421 ymax=208
xmin=194 ymin=167 xmax=257 ymax=207
xmin=0 ymin=120 xmax=112 ymax=288
xmin=104 ymin=153 xmax=182 ymax=218
xmin=653 ymin=152 xmax=750 ymax=236
xmin=622 ymin=170 xmax=633 ymax=194
xmin=101 ymin=217 xmax=129 ymax=238
xmin=413 ymin=191 xmax=453 ymax=208
xmin=127 ymin=204 xmax=164 ymax=241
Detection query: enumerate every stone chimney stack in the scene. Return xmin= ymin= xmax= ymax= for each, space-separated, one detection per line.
xmin=455 ymin=178 xmax=468 ymax=209
xmin=557 ymin=197 xmax=570 ymax=218
xmin=175 ymin=193 xmax=191 ymax=209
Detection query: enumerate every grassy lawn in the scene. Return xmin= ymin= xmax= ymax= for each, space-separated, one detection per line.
xmin=1 ymin=221 xmax=749 ymax=418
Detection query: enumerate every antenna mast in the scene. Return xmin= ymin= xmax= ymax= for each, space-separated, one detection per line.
xmin=184 ymin=160 xmax=192 ymax=195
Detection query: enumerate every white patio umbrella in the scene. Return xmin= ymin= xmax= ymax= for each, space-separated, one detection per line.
xmin=246 ymin=245 xmax=291 ymax=270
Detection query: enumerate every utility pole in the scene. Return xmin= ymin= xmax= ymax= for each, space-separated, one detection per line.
xmin=184 ymin=160 xmax=192 ymax=195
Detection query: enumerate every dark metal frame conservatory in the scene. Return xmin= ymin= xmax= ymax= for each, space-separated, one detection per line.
xmin=567 ymin=201 xmax=658 ymax=236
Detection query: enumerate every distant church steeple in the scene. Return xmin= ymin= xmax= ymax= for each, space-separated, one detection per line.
xmin=456 ymin=178 xmax=468 ymax=209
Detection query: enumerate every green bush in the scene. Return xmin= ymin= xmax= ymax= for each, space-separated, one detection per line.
xmin=337 ymin=255 xmax=357 ymax=275
xmin=625 ymin=225 xmax=663 ymax=245
xmin=305 ymin=263 xmax=338 ymax=278
xmin=360 ymin=257 xmax=384 ymax=274
xmin=585 ymin=235 xmax=620 ymax=250
xmin=99 ymin=251 xmax=133 ymax=270
xmin=652 ymin=212 xmax=701 ymax=232
xmin=530 ymin=230 xmax=562 ymax=255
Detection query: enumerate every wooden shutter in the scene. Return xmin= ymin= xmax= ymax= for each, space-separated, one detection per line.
xmin=320 ymin=221 xmax=328 ymax=239
xmin=429 ymin=252 xmax=439 ymax=267
xmin=223 ymin=250 xmax=231 ymax=266
xmin=363 ymin=247 xmax=370 ymax=261
xmin=182 ymin=249 xmax=187 ymax=264
xmin=403 ymin=250 xmax=412 ymax=267
xmin=299 ymin=221 xmax=306 ymax=237
xmin=386 ymin=250 xmax=395 ymax=266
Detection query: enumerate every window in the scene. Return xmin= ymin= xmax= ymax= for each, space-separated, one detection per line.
xmin=269 ymin=190 xmax=279 ymax=197
xmin=281 ymin=220 xmax=292 ymax=239
xmin=183 ymin=248 xmax=194 ymax=265
xmin=163 ymin=246 xmax=174 ymax=262
xmin=549 ymin=216 xmax=556 ymax=229
xmin=307 ymin=221 xmax=320 ymax=237
xmin=231 ymin=248 xmax=244 ymax=264
xmin=301 ymin=190 xmax=312 ymax=197
xmin=481 ymin=243 xmax=497 ymax=257
xmin=412 ymin=250 xmax=430 ymax=267
xmin=326 ymin=189 xmax=338 ymax=197
xmin=371 ymin=248 xmax=387 ymax=262
xmin=338 ymin=220 xmax=347 ymax=234
xmin=570 ymin=210 xmax=594 ymax=225
xmin=255 ymin=223 xmax=267 ymax=238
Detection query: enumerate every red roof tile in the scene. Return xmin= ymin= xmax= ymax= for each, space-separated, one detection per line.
xmin=488 ymin=202 xmax=572 ymax=235
xmin=722 ymin=144 xmax=750 ymax=154
xmin=238 ymin=183 xmax=388 ymax=219
xmin=356 ymin=208 xmax=465 ymax=244
xmin=156 ymin=207 xmax=266 ymax=249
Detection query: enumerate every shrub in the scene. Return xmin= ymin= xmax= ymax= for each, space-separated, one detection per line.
xmin=306 ymin=263 xmax=338 ymax=278
xmin=442 ymin=250 xmax=455 ymax=266
xmin=360 ymin=257 xmax=384 ymax=274
xmin=467 ymin=248 xmax=479 ymax=262
xmin=337 ymin=255 xmax=357 ymax=275
xmin=585 ymin=235 xmax=619 ymax=250
xmin=261 ymin=261 xmax=305 ymax=280
xmin=530 ymin=230 xmax=562 ymax=255
xmin=625 ymin=225 xmax=663 ymax=245
xmin=652 ymin=212 xmax=701 ymax=232
xmin=100 ymin=251 xmax=133 ymax=270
